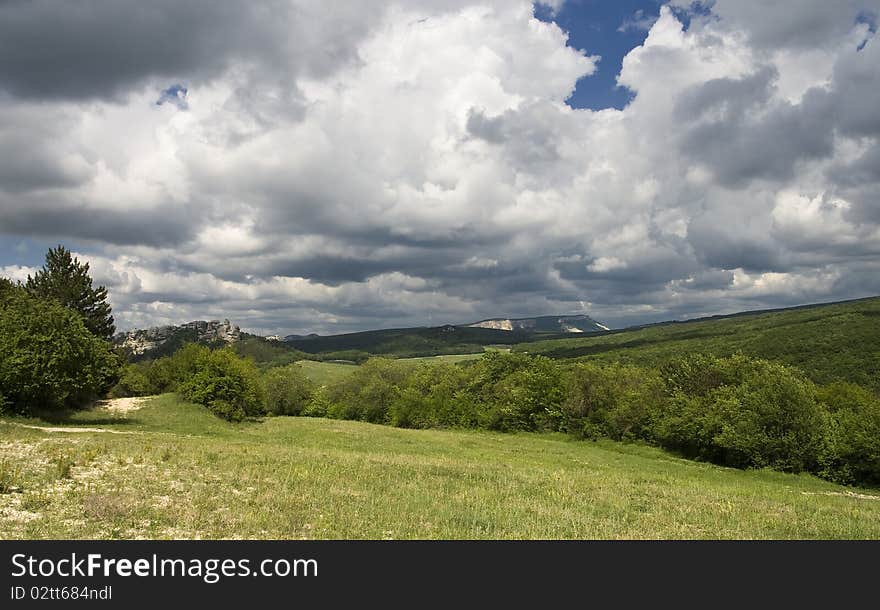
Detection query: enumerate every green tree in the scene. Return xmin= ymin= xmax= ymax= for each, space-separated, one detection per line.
xmin=0 ymin=286 xmax=119 ymax=413
xmin=26 ymin=245 xmax=115 ymax=341
xmin=264 ymin=364 xmax=315 ymax=416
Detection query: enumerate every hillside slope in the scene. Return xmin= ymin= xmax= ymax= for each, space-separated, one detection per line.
xmin=285 ymin=324 xmax=537 ymax=356
xmin=2 ymin=395 xmax=879 ymax=539
xmin=517 ymin=297 xmax=880 ymax=391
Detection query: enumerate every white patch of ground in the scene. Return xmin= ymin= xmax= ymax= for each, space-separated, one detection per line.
xmin=96 ymin=397 xmax=148 ymax=414
xmin=0 ymin=422 xmax=136 ymax=435
xmin=801 ymin=490 xmax=880 ymax=501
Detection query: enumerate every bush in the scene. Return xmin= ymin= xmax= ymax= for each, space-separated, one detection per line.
xmin=486 ymin=356 xmax=565 ymax=431
xmin=0 ymin=287 xmax=119 ymax=413
xmin=109 ymin=364 xmax=152 ymax=398
xmin=654 ymin=355 xmax=826 ymax=472
xmin=178 ymin=349 xmax=266 ymax=421
xmin=264 ymin=364 xmax=315 ymax=416
xmin=458 ymin=351 xmax=535 ymax=429
xmin=326 ymin=358 xmax=407 ymax=423
xmin=817 ymin=382 xmax=880 ymax=486
xmin=145 ymin=357 xmax=178 ymax=394
xmin=562 ymin=363 xmax=664 ymax=440
xmin=302 ymin=386 xmax=333 ymax=418
xmin=389 ymin=363 xmax=469 ymax=429
xmin=132 ymin=343 xmax=213 ymax=396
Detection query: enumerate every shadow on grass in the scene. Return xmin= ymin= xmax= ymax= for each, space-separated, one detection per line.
xmin=27 ymin=407 xmax=141 ymax=427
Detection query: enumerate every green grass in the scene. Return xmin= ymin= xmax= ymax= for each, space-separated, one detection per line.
xmin=295 ymin=360 xmax=359 ymax=386
xmin=397 ymin=354 xmax=484 ymax=365
xmin=297 ymin=355 xmax=480 ymax=386
xmin=2 ymin=394 xmax=879 ymax=539
xmin=518 ymin=297 xmax=880 ymax=391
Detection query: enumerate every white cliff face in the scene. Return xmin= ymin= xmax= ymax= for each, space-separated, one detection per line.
xmin=114 ymin=319 xmax=242 ymax=356
xmin=466 ymin=315 xmax=608 ymax=334
xmin=469 ymin=319 xmax=516 ymax=331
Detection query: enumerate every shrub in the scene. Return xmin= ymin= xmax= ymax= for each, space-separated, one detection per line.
xmin=264 ymin=364 xmax=315 ymax=416
xmin=562 ymin=363 xmax=664 ymax=440
xmin=166 ymin=344 xmax=211 ymax=386
xmin=389 ymin=363 xmax=469 ymax=429
xmin=817 ymin=382 xmax=880 ymax=486
xmin=326 ymin=358 xmax=407 ymax=423
xmin=458 ymin=351 xmax=536 ymax=429
xmin=145 ymin=357 xmax=178 ymax=394
xmin=302 ymin=386 xmax=333 ymax=418
xmin=486 ymin=356 xmax=565 ymax=431
xmin=0 ymin=287 xmax=119 ymax=413
xmin=654 ymin=355 xmax=826 ymax=472
xmin=109 ymin=364 xmax=152 ymax=398
xmin=178 ymin=349 xmax=266 ymax=421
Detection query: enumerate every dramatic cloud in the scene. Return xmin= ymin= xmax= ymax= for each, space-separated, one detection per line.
xmin=1 ymin=0 xmax=879 ymax=335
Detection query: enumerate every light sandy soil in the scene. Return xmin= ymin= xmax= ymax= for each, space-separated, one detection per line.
xmin=96 ymin=397 xmax=147 ymax=414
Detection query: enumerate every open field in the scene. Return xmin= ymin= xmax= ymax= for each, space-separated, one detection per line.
xmin=294 ymin=360 xmax=359 ymax=386
xmin=396 ymin=353 xmax=484 ymax=365
xmin=518 ymin=297 xmax=880 ymax=391
xmin=296 ymin=354 xmax=482 ymax=386
xmin=2 ymin=394 xmax=879 ymax=540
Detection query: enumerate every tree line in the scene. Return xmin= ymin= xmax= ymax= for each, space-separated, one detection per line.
xmin=116 ymin=346 xmax=880 ymax=488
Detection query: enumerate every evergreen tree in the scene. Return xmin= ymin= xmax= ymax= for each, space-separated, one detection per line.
xmin=26 ymin=246 xmax=116 ymax=341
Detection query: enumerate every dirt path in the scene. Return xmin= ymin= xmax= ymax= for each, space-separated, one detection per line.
xmin=801 ymin=490 xmax=880 ymax=501
xmin=0 ymin=397 xmax=150 ymax=435
xmin=0 ymin=421 xmax=138 ymax=435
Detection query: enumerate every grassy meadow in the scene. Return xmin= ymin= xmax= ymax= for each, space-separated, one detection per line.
xmin=295 ymin=360 xmax=359 ymax=386
xmin=294 ymin=354 xmax=483 ymax=387
xmin=2 ymin=394 xmax=879 ymax=540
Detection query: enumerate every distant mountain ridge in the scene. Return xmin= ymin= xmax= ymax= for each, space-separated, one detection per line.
xmin=467 ymin=314 xmax=609 ymax=334
xmin=115 ymin=313 xmax=611 ymax=361
xmin=280 ymin=314 xmax=610 ymax=357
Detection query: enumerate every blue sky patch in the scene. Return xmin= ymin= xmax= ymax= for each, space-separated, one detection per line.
xmin=535 ymin=0 xmax=664 ymax=110
xmin=156 ymin=84 xmax=188 ymax=110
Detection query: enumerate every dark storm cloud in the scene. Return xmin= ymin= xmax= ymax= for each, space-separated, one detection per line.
xmin=0 ymin=201 xmax=196 ymax=247
xmin=267 ymin=256 xmax=409 ymax=285
xmin=0 ymin=0 xmax=372 ymax=100
xmin=824 ymin=37 xmax=880 ymax=137
xmin=0 ymin=105 xmax=92 ymax=192
xmin=676 ymin=71 xmax=834 ymax=188
xmin=553 ymin=256 xmax=691 ymax=287
xmin=687 ymin=221 xmax=783 ymax=273
xmin=0 ymin=144 xmax=91 ymax=193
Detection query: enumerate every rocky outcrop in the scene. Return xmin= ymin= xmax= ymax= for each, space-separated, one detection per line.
xmin=114 ymin=319 xmax=242 ymax=357
xmin=467 ymin=315 xmax=609 ymax=334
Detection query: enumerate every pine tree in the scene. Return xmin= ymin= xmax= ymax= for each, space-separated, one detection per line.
xmin=26 ymin=246 xmax=116 ymax=341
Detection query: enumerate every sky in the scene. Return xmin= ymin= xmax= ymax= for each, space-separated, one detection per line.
xmin=1 ymin=0 xmax=879 ymax=335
